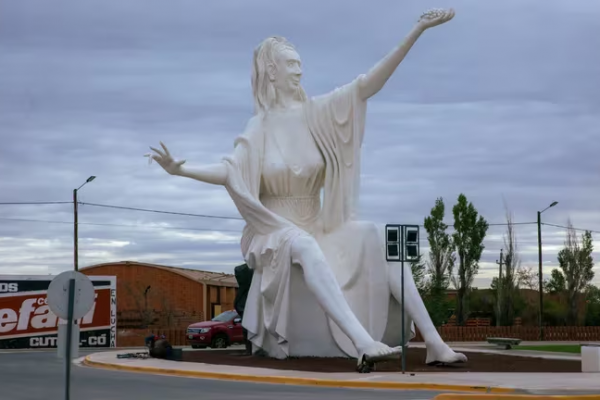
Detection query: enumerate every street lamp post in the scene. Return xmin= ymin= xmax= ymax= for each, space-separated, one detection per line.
xmin=537 ymin=200 xmax=558 ymax=341
xmin=73 ymin=176 xmax=96 ymax=271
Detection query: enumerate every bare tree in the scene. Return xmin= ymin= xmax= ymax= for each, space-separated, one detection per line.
xmin=123 ymin=282 xmax=156 ymax=328
xmin=158 ymin=293 xmax=177 ymax=328
xmin=497 ymin=205 xmax=521 ymax=325
xmin=516 ymin=265 xmax=539 ymax=292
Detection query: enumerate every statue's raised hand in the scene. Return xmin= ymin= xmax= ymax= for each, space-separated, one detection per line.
xmin=417 ymin=8 xmax=455 ymax=30
xmin=145 ymin=142 xmax=186 ymax=176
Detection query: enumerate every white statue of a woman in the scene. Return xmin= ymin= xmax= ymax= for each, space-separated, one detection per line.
xmin=148 ymin=8 xmax=467 ymax=366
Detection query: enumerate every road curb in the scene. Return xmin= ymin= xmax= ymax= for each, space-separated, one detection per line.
xmin=82 ymin=355 xmax=516 ymax=393
xmin=434 ymin=395 xmax=600 ymax=399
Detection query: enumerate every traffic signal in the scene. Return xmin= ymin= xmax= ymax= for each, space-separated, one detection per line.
xmin=404 ymin=225 xmax=419 ymax=260
xmin=385 ymin=225 xmax=401 ymax=261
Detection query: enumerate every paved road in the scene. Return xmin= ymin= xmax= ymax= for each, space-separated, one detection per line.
xmin=0 ymin=350 xmax=444 ymax=400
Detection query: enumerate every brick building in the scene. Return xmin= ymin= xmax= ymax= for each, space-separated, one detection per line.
xmin=81 ymin=261 xmax=239 ymax=329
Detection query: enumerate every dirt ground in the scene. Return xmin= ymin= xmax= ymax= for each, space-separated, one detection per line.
xmin=182 ymin=347 xmax=580 ymax=373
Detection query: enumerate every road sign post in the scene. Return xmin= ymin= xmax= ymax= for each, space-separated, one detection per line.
xmin=47 ymin=271 xmax=95 ymax=400
xmin=385 ymin=224 xmax=420 ymax=374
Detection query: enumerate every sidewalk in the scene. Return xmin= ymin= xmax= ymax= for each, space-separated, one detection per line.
xmin=83 ymin=349 xmax=599 ymax=394
xmin=408 ymin=342 xmax=581 ymax=361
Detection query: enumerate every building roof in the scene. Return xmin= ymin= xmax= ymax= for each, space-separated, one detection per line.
xmin=81 ymin=261 xmax=239 ymax=287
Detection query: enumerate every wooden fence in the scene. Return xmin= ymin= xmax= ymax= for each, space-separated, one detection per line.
xmin=413 ymin=326 xmax=600 ymax=342
xmin=116 ymin=326 xmax=600 ymax=347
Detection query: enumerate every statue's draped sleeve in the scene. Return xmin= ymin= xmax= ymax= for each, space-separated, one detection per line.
xmin=305 ymin=74 xmax=368 ymax=233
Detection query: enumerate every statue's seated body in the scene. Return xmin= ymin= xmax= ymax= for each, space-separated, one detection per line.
xmin=149 ymin=8 xmax=466 ymax=366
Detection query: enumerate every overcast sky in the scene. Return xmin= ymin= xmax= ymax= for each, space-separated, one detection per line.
xmin=0 ymin=0 xmax=599 ymax=288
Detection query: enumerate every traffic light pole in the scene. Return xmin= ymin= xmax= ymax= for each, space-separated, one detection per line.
xmin=400 ymin=226 xmax=406 ymax=374
xmin=386 ymin=224 xmax=419 ymax=375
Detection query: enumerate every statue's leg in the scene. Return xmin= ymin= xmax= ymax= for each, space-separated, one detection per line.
xmin=290 ymin=235 xmax=401 ymax=363
xmin=388 ymin=263 xmax=467 ymax=364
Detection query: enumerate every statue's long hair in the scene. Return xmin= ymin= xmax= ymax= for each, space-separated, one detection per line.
xmin=251 ymin=36 xmax=307 ymax=115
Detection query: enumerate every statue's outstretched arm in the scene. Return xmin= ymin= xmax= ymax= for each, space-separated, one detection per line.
xmin=146 ymin=141 xmax=228 ymax=186
xmin=178 ymin=163 xmax=228 ymax=186
xmin=358 ymin=8 xmax=455 ymax=101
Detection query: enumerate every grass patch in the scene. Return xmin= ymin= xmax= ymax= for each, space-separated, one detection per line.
xmin=515 ymin=344 xmax=581 ymax=354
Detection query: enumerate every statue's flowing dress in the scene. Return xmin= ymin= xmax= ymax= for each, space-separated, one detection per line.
xmin=222 ymin=75 xmax=414 ymax=359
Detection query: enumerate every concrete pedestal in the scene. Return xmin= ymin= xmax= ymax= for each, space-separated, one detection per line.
xmin=57 ymin=323 xmax=80 ymax=359
xmin=581 ymin=344 xmax=600 ymax=372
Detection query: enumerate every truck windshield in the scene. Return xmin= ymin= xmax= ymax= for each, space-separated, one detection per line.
xmin=211 ymin=310 xmax=238 ymax=322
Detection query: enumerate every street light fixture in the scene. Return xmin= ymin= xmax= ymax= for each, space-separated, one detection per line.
xmin=74 ymin=176 xmax=96 ymax=271
xmin=537 ymin=200 xmax=558 ymax=340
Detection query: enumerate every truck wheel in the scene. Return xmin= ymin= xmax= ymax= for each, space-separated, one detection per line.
xmin=211 ymin=334 xmax=228 ymax=349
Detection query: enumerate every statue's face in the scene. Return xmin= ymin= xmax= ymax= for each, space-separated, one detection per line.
xmin=270 ymin=47 xmax=302 ymax=94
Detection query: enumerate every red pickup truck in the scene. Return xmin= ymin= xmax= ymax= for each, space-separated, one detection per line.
xmin=186 ymin=310 xmax=245 ymax=349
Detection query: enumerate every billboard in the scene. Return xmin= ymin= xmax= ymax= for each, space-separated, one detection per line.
xmin=0 ymin=275 xmax=117 ymax=349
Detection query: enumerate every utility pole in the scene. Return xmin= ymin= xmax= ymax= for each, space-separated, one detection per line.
xmin=73 ymin=189 xmax=79 ymax=272
xmin=537 ymin=211 xmax=542 ymax=338
xmin=73 ymin=176 xmax=96 ymax=271
xmin=537 ymin=201 xmax=558 ymax=341
xmin=495 ymin=249 xmax=503 ymax=327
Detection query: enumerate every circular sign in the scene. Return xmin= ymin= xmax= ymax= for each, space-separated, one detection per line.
xmin=47 ymin=271 xmax=95 ymax=320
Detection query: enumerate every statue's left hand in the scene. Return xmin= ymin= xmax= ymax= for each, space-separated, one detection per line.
xmin=417 ymin=8 xmax=455 ymax=30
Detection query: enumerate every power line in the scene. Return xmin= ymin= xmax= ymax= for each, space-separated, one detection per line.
xmin=0 ymin=217 xmax=70 ymax=225
xmin=79 ymin=202 xmax=244 ymax=221
xmin=1 ymin=200 xmax=599 ymax=234
xmin=541 ymin=222 xmax=600 ymax=235
xmin=78 ymin=203 xmax=537 ymax=227
xmin=0 ymin=201 xmax=71 ymax=205
xmin=489 ymin=222 xmax=536 ymax=226
xmin=0 ymin=217 xmax=242 ymax=233
xmin=0 ymin=200 xmax=538 ymax=225
xmin=0 ymin=217 xmax=548 ymax=243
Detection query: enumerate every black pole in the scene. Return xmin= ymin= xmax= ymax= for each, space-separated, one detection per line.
xmin=64 ymin=278 xmax=76 ymax=400
xmin=400 ymin=227 xmax=406 ymax=374
xmin=495 ymin=249 xmax=503 ymax=326
xmin=73 ymin=189 xmax=78 ymax=272
xmin=537 ymin=210 xmax=544 ymax=341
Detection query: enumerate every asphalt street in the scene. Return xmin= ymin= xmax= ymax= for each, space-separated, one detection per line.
xmin=0 ymin=350 xmax=445 ymax=400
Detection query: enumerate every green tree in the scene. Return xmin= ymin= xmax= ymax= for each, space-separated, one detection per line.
xmin=451 ymin=193 xmax=489 ymax=325
xmin=468 ymin=288 xmax=495 ymax=320
xmin=543 ymin=297 xmax=568 ymax=326
xmin=543 ymin=269 xmax=568 ymax=325
xmin=556 ymin=221 xmax=595 ymax=325
xmin=514 ymin=265 xmax=541 ymax=325
xmin=545 ymin=269 xmax=566 ymax=294
xmin=585 ymin=284 xmax=600 ymax=326
xmin=490 ymin=276 xmax=527 ymax=326
xmin=410 ymin=255 xmax=428 ymax=298
xmin=423 ymin=197 xmax=455 ymax=326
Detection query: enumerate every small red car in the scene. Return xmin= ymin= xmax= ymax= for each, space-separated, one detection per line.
xmin=186 ymin=310 xmax=245 ymax=349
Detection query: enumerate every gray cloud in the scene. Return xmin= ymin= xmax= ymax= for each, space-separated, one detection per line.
xmin=1 ymin=0 xmax=599 ymax=287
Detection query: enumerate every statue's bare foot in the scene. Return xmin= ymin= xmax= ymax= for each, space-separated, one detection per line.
xmin=357 ymin=341 xmax=402 ymax=366
xmin=425 ymin=342 xmax=467 ymax=365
